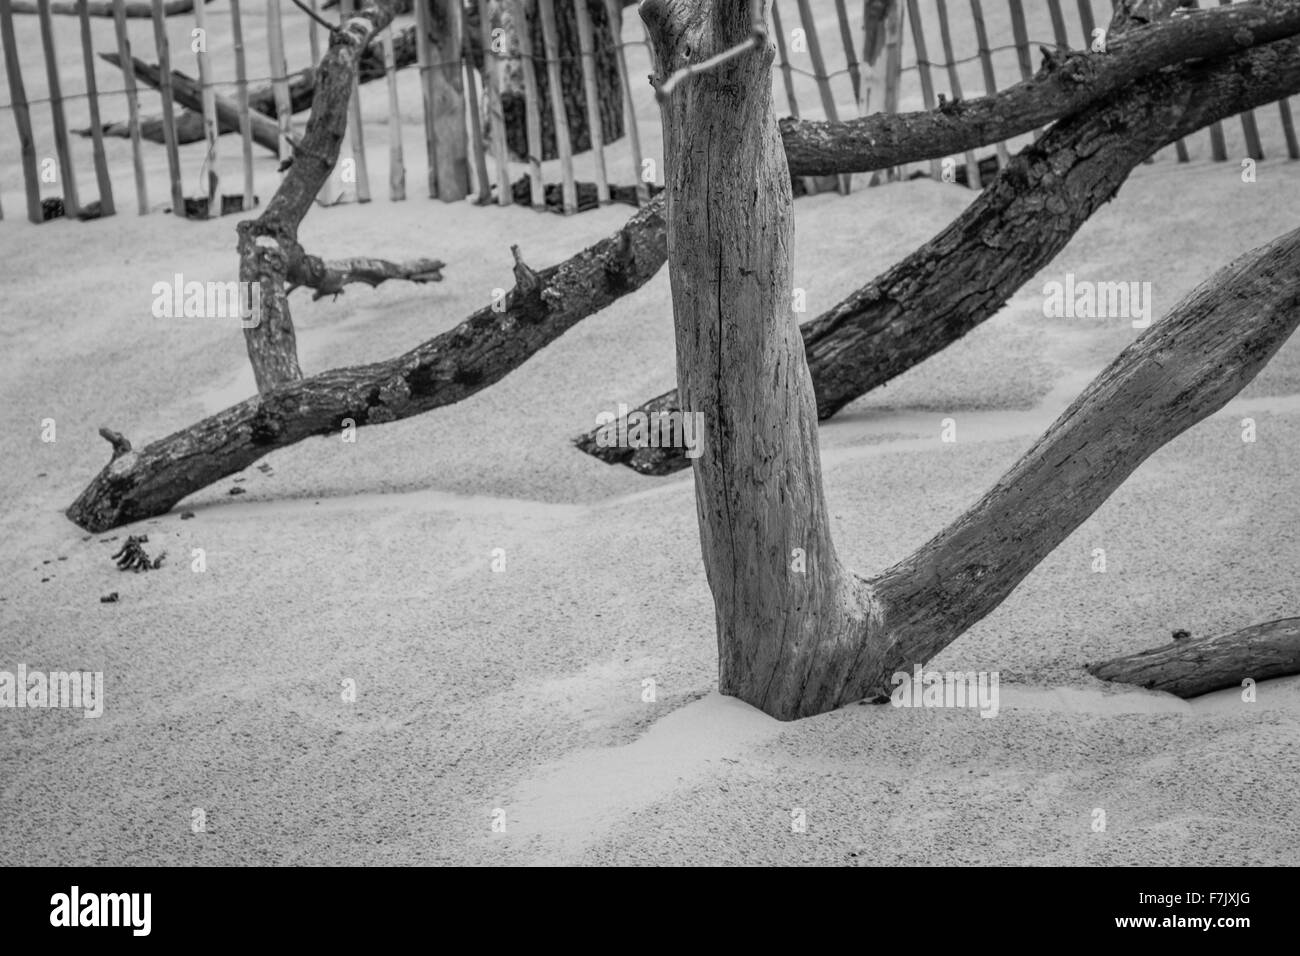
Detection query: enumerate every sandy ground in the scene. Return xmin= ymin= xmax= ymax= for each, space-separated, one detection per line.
xmin=2 ymin=3 xmax=1299 ymax=866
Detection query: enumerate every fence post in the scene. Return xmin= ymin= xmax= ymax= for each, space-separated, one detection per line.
xmin=969 ymin=0 xmax=1009 ymax=170
xmin=266 ymin=0 xmax=293 ymax=165
xmin=603 ymin=0 xmax=646 ymax=204
xmin=935 ymin=0 xmax=980 ymax=187
xmin=462 ymin=14 xmax=491 ymax=203
xmin=795 ymin=0 xmax=851 ymax=194
xmin=37 ymin=0 xmax=81 ymax=216
xmin=230 ymin=0 xmax=255 ymax=211
xmin=77 ymin=0 xmax=114 ymax=216
xmin=537 ymin=0 xmax=577 ymax=213
xmin=341 ymin=0 xmax=372 ymax=201
xmin=110 ymin=0 xmax=148 ymax=213
xmin=905 ymin=0 xmax=943 ymax=183
xmin=193 ymin=0 xmax=219 ymax=216
xmin=384 ymin=25 xmax=407 ymax=201
xmin=480 ymin=0 xmax=513 ymax=206
xmin=574 ymin=0 xmax=609 ymax=204
xmin=508 ymin=0 xmax=545 ymax=207
xmin=429 ymin=0 xmax=469 ymax=201
xmin=0 ymin=0 xmax=42 ymax=222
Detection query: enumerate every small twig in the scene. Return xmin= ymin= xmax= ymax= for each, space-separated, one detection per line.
xmin=290 ymin=0 xmax=340 ymax=35
xmin=98 ymin=427 xmax=132 ymax=461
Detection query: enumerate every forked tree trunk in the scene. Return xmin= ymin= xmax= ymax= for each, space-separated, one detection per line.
xmin=644 ymin=0 xmax=1300 ymax=720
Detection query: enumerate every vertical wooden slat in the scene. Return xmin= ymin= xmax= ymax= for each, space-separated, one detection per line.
xmin=110 ymin=0 xmax=147 ymax=213
xmin=340 ymin=0 xmax=371 ymax=201
xmin=881 ymin=0 xmax=904 ymax=179
xmin=510 ymin=0 xmax=545 ymax=208
xmin=602 ymin=0 xmax=645 ymax=204
xmin=230 ymin=0 xmax=254 ymax=211
xmin=462 ymin=17 xmax=490 ymax=203
xmin=574 ymin=0 xmax=609 ymax=203
xmin=266 ymin=0 xmax=293 ymax=164
xmin=795 ymin=0 xmax=850 ymax=194
xmin=308 ymin=0 xmax=321 ymax=66
xmin=935 ymin=0 xmax=979 ymax=188
xmin=1076 ymin=0 xmax=1095 ymax=44
xmin=383 ymin=24 xmax=406 ymax=200
xmin=832 ymin=0 xmax=862 ymax=108
xmin=537 ymin=0 xmax=577 ymax=213
xmin=1007 ymin=0 xmax=1032 ymax=80
xmin=771 ymin=1 xmax=817 ymax=195
xmin=905 ymin=0 xmax=943 ymax=182
xmin=37 ymin=0 xmax=80 ymax=216
xmin=415 ymin=0 xmax=438 ymax=196
xmin=1278 ymin=98 xmax=1300 ymax=160
xmin=77 ymin=0 xmax=114 ymax=215
xmin=969 ymin=0 xmax=1008 ymax=169
xmin=428 ymin=0 xmax=468 ymax=201
xmin=150 ymin=0 xmax=183 ymax=215
xmin=0 ymin=0 xmax=43 ymax=222
xmin=1218 ymin=0 xmax=1263 ymax=160
xmin=1047 ymin=0 xmax=1070 ymax=49
xmin=193 ymin=0 xmax=218 ymax=216
xmin=481 ymin=0 xmax=512 ymax=206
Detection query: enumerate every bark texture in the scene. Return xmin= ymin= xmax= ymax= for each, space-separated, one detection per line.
xmin=66 ymin=201 xmax=666 ymax=532
xmin=576 ymin=33 xmax=1300 ymax=474
xmin=1087 ymin=619 xmax=1300 ymax=698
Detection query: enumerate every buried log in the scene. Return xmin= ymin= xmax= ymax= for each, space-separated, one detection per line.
xmin=575 ymin=33 xmax=1300 ymax=474
xmin=1088 ymin=619 xmax=1300 ymax=698
xmin=65 ymin=202 xmax=666 ymax=533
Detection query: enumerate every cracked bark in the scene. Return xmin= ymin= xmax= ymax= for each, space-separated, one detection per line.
xmin=639 ymin=0 xmax=1300 ymax=719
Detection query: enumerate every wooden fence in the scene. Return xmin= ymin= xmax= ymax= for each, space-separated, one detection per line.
xmin=0 ymin=0 xmax=1295 ymax=225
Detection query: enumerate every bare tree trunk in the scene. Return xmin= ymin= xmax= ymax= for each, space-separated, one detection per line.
xmin=1088 ymin=619 xmax=1300 ymax=698
xmin=642 ymin=0 xmax=1300 ymax=720
xmin=576 ymin=31 xmax=1300 ymax=474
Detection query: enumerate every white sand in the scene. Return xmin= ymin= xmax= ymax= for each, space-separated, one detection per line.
xmin=2 ymin=3 xmax=1298 ymax=866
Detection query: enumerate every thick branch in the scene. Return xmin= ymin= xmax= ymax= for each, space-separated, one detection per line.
xmin=1087 ymin=619 xmax=1300 ymax=697
xmin=66 ymin=200 xmax=666 ymax=532
xmin=781 ymin=0 xmax=1300 ymax=175
xmin=237 ymin=0 xmax=400 ymax=395
xmin=9 ymin=0 xmax=210 ymax=15
xmin=576 ymin=35 xmax=1300 ymax=474
xmin=864 ymin=226 xmax=1300 ymax=694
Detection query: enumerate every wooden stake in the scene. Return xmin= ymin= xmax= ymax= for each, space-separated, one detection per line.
xmin=230 ymin=0 xmax=254 ymax=211
xmin=461 ymin=16 xmax=490 ymax=203
xmin=771 ymin=1 xmax=818 ymax=195
xmin=428 ymin=0 xmax=468 ymax=201
xmin=341 ymin=0 xmax=371 ymax=201
xmin=1076 ymin=0 xmax=1095 ymax=43
xmin=192 ymin=0 xmax=218 ymax=216
xmin=414 ymin=0 xmax=437 ymax=196
xmin=935 ymin=0 xmax=979 ymax=188
xmin=1007 ymin=0 xmax=1032 ymax=81
xmin=308 ymin=0 xmax=321 ymax=66
xmin=905 ymin=0 xmax=943 ymax=182
xmin=110 ymin=0 xmax=147 ymax=213
xmin=537 ymin=0 xmax=576 ymax=213
xmin=970 ymin=0 xmax=1009 ymax=170
xmin=1279 ymin=98 xmax=1300 ymax=160
xmin=1047 ymin=0 xmax=1069 ymax=49
xmin=795 ymin=0 xmax=850 ymax=194
xmin=0 ymin=0 xmax=43 ymax=222
xmin=37 ymin=0 xmax=80 ymax=216
xmin=383 ymin=25 xmax=406 ymax=200
xmin=480 ymin=0 xmax=512 ymax=206
xmin=601 ymin=0 xmax=646 ymax=203
xmin=832 ymin=0 xmax=861 ymax=108
xmin=574 ymin=0 xmax=609 ymax=203
xmin=881 ymin=0 xmax=903 ymax=180
xmin=510 ymin=0 xmax=544 ymax=208
xmin=1220 ymin=0 xmax=1263 ymax=160
xmin=76 ymin=0 xmax=115 ymax=215
xmin=266 ymin=0 xmax=293 ymax=164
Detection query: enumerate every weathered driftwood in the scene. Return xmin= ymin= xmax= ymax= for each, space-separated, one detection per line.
xmin=289 ymin=257 xmax=445 ymax=300
xmin=576 ymin=33 xmax=1300 ymax=474
xmin=1089 ymin=619 xmax=1300 ymax=697
xmin=65 ymin=202 xmax=666 ymax=533
xmin=637 ymin=0 xmax=1300 ymax=720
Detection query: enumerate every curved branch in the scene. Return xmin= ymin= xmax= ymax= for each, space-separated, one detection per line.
xmin=576 ymin=35 xmax=1300 ymax=474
